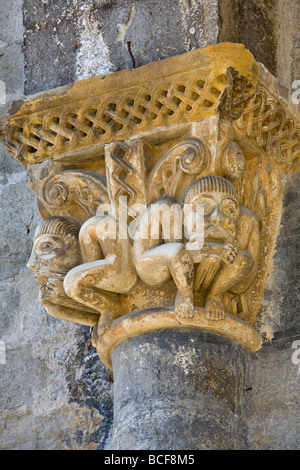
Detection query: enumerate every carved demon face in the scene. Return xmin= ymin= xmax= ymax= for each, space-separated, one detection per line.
xmin=184 ymin=176 xmax=240 ymax=242
xmin=27 ymin=217 xmax=81 ymax=285
xmin=193 ymin=191 xmax=239 ymax=242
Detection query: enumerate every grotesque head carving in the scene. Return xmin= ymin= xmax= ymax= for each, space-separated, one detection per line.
xmin=220 ymin=141 xmax=245 ymax=180
xmin=184 ymin=175 xmax=240 ymax=242
xmin=27 ymin=216 xmax=81 ymax=285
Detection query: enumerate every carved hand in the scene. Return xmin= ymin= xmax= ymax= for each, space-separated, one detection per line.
xmin=40 ymin=277 xmax=66 ymax=304
xmin=187 ymin=240 xmax=223 ymax=263
xmin=220 ymin=241 xmax=240 ymax=265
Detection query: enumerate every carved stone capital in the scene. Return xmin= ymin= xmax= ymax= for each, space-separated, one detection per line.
xmin=1 ymin=43 xmax=299 ymax=370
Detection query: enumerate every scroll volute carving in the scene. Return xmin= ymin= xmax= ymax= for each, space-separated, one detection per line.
xmin=38 ymin=169 xmax=109 ymax=224
xmin=147 ymin=137 xmax=210 ymax=203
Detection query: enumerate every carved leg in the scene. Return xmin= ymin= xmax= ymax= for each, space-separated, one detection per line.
xmin=64 ymin=218 xmax=137 ymax=303
xmin=63 ymin=257 xmax=125 ymax=313
xmin=91 ymin=305 xmax=122 ymax=344
xmin=42 ymin=300 xmax=100 ymax=327
xmin=170 ymin=247 xmax=195 ymax=319
xmin=64 ymin=271 xmax=122 ymax=336
xmin=135 ymin=242 xmax=195 ymax=319
xmin=65 ymin=270 xmax=120 ymax=304
xmin=205 ymin=250 xmax=257 ymax=321
xmin=194 ymin=258 xmax=222 ymax=302
xmin=97 ymin=300 xmax=122 ymax=336
xmin=134 ymin=242 xmax=183 ymax=284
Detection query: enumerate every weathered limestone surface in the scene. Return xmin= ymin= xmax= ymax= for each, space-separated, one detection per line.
xmin=219 ymin=0 xmax=300 ymax=90
xmin=245 ymin=170 xmax=300 ymax=450
xmin=23 ymin=0 xmax=219 ymax=94
xmin=0 ymin=0 xmax=299 ymax=451
xmin=0 ymin=0 xmax=24 ymax=103
xmin=112 ymin=329 xmax=248 ymax=450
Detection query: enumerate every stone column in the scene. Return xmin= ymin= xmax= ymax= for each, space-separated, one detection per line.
xmin=1 ymin=43 xmax=299 ymax=450
xmin=112 ymin=329 xmax=247 ymax=450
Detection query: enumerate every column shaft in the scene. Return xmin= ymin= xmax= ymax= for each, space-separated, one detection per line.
xmin=112 ymin=329 xmax=247 ymax=450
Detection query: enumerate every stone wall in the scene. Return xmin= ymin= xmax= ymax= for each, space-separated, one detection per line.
xmin=219 ymin=0 xmax=300 ymax=89
xmin=0 ymin=0 xmax=299 ymax=450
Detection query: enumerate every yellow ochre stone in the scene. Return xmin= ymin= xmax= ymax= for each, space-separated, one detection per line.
xmin=1 ymin=43 xmax=300 ymax=369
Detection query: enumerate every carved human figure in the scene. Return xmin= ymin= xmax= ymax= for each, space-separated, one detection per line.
xmin=133 ymin=198 xmax=195 ymax=318
xmin=134 ymin=175 xmax=259 ymax=321
xmin=27 ymin=216 xmax=100 ymax=326
xmin=185 ymin=175 xmax=259 ymax=320
xmin=64 ymin=210 xmax=137 ymax=334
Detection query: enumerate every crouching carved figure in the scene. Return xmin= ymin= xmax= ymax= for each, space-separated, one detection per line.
xmin=27 ymin=216 xmax=100 ymax=326
xmin=63 ymin=209 xmax=137 ymax=334
xmin=28 ymin=174 xmax=259 ymax=345
xmin=133 ymin=175 xmax=259 ymax=321
xmin=28 ymin=212 xmax=138 ymax=333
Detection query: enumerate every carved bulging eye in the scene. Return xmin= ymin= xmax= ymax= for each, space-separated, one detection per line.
xmin=222 ymin=203 xmax=238 ymax=218
xmin=40 ymin=242 xmax=53 ymax=252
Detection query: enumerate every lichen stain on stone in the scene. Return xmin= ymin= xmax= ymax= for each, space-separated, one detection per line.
xmin=198 ymin=356 xmax=236 ymax=414
xmin=115 ymin=5 xmax=136 ymax=45
xmin=173 ymin=345 xmax=196 ymax=375
xmin=75 ymin=4 xmax=114 ymax=80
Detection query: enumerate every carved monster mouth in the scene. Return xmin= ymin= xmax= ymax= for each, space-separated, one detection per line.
xmin=35 ymin=267 xmax=52 ymax=277
xmin=204 ymin=225 xmax=234 ymax=243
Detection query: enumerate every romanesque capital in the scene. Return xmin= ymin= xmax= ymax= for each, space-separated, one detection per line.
xmin=1 ymin=43 xmax=299 ymax=369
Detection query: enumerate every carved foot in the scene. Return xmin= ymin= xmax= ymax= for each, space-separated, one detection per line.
xmin=174 ymin=293 xmax=194 ymax=319
xmin=205 ymin=297 xmax=225 ymax=321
